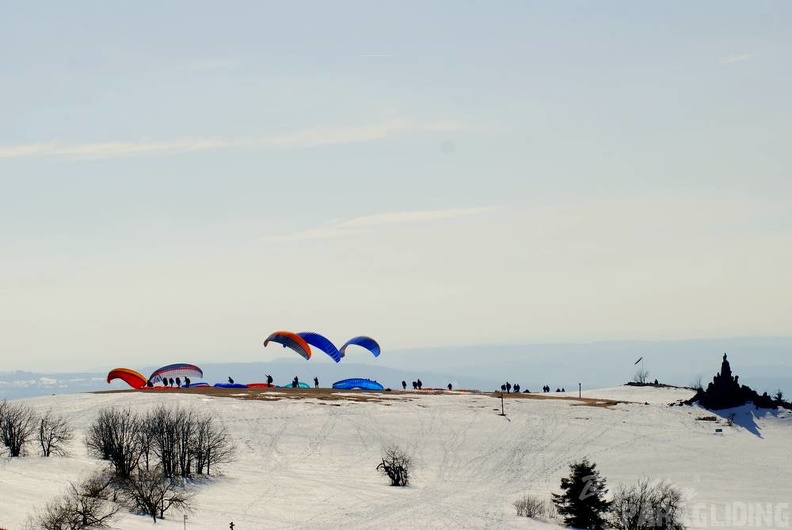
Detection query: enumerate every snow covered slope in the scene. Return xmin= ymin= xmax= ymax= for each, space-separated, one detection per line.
xmin=1 ymin=386 xmax=789 ymax=529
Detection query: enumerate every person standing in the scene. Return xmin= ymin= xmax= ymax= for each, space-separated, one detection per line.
xmin=314 ymin=376 xmax=319 ymax=389
xmin=402 ymin=380 xmax=407 ymax=390
xmin=266 ymin=374 xmax=273 ymax=387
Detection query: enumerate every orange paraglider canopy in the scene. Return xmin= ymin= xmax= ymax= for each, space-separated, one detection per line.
xmin=107 ymin=368 xmax=148 ymax=389
xmin=263 ymin=330 xmax=312 ymax=360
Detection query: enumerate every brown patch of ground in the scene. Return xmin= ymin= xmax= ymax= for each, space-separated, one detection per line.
xmin=97 ymin=387 xmax=628 ymax=407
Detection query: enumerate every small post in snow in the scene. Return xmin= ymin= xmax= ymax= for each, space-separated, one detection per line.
xmin=579 ymin=383 xmax=582 ymax=399
xmin=500 ymin=392 xmax=505 ymax=416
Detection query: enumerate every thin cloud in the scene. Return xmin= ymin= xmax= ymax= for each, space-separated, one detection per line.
xmin=720 ymin=53 xmax=755 ymax=64
xmin=0 ymin=119 xmax=465 ymax=161
xmin=264 ymin=206 xmax=494 ymax=242
xmin=186 ymin=59 xmax=239 ymax=71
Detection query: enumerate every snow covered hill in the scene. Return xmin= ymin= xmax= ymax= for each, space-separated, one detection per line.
xmin=1 ymin=386 xmax=790 ymax=529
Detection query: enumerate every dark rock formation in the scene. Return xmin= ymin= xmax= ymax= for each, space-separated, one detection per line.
xmin=688 ymin=354 xmax=790 ymax=410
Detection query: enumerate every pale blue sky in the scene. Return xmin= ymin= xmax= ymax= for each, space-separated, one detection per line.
xmin=1 ymin=1 xmax=790 ymax=371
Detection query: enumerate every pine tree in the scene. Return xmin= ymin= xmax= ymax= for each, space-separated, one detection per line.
xmin=552 ymin=458 xmax=612 ymax=529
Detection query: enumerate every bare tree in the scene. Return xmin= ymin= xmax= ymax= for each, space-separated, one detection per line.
xmin=85 ymin=408 xmax=142 ymax=479
xmin=39 ymin=409 xmax=74 ymax=457
xmin=136 ymin=413 xmax=157 ymax=472
xmin=609 ymin=477 xmax=685 ymax=530
xmin=0 ymin=401 xmax=37 ymax=457
xmin=191 ymin=413 xmax=233 ymax=476
xmin=633 ymin=367 xmax=650 ymax=385
xmin=376 ymin=445 xmax=412 ymax=486
xmin=119 ymin=469 xmax=193 ymax=523
xmin=690 ymin=374 xmax=704 ymax=392
xmin=27 ymin=472 xmax=119 ymax=530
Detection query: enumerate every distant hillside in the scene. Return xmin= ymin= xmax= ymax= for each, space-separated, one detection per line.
xmin=3 ymin=336 xmax=790 ymax=400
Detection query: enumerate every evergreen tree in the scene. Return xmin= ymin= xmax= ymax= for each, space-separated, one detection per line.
xmin=552 ymin=458 xmax=612 ymax=529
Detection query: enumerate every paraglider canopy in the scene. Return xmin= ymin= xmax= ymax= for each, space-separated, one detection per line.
xmin=263 ymin=330 xmax=312 ymax=360
xmin=107 ymin=368 xmax=147 ymax=390
xmin=297 ymin=331 xmax=341 ymax=363
xmin=339 ymin=336 xmax=381 ymax=358
xmin=148 ymin=363 xmax=203 ymax=385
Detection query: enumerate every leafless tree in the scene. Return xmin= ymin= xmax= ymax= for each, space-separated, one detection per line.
xmin=26 ymin=472 xmax=119 ymax=530
xmin=39 ymin=409 xmax=74 ymax=457
xmin=136 ymin=413 xmax=157 ymax=472
xmin=609 ymin=477 xmax=685 ymax=530
xmin=85 ymin=408 xmax=142 ymax=479
xmin=119 ymin=468 xmax=193 ymax=523
xmin=191 ymin=413 xmax=233 ymax=476
xmin=0 ymin=400 xmax=37 ymax=457
xmin=376 ymin=445 xmax=412 ymax=486
xmin=690 ymin=374 xmax=704 ymax=392
xmin=633 ymin=367 xmax=650 ymax=385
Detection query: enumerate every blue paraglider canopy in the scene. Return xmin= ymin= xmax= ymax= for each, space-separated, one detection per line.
xmin=332 ymin=378 xmax=384 ymax=391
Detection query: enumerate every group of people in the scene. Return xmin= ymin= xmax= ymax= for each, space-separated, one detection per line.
xmin=288 ymin=376 xmax=319 ymax=388
xmin=500 ymin=382 xmax=521 ymax=393
xmin=401 ymin=379 xmax=424 ymax=390
xmin=541 ymin=385 xmax=565 ymax=393
xmin=147 ymin=376 xmax=190 ymax=388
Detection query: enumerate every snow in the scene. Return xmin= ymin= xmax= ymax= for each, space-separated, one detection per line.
xmin=1 ymin=387 xmax=790 ymax=529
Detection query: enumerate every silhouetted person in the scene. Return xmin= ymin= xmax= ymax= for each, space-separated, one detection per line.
xmin=506 ymin=382 xmax=512 ymax=393
xmin=314 ymin=376 xmax=319 ymax=389
xmin=412 ymin=381 xmax=417 ymax=390
xmin=169 ymin=377 xmax=175 ymax=387
xmin=266 ymin=374 xmax=273 ymax=387
xmin=146 ymin=380 xmax=153 ymax=388
xmin=447 ymin=383 xmax=453 ymax=391
xmin=556 ymin=388 xmax=560 ymax=392
xmin=514 ymin=383 xmax=520 ymax=393
xmin=292 ymin=376 xmax=299 ymax=388
xmin=561 ymin=387 xmax=565 ymax=392
xmin=417 ymin=379 xmax=423 ymax=390
xmin=184 ymin=377 xmax=191 ymax=387
xmin=228 ymin=376 xmax=234 ymax=384
xmin=501 ymin=384 xmax=506 ymax=392
xmin=175 ymin=377 xmax=181 ymax=388
xmin=402 ymin=380 xmax=407 ymax=390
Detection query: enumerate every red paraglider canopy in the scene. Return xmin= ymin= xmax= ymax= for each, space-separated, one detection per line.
xmin=106 ymin=368 xmax=147 ymax=390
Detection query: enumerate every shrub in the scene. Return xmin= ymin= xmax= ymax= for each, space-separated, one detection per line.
xmin=609 ymin=477 xmax=685 ymax=530
xmin=514 ymin=494 xmax=547 ymax=518
xmin=376 ymin=445 xmax=412 ymax=486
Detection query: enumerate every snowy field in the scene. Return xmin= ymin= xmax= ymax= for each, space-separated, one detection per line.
xmin=1 ymin=386 xmax=790 ymax=529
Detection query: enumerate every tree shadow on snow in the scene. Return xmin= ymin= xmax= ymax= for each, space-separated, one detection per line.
xmin=711 ymin=405 xmax=781 ymax=439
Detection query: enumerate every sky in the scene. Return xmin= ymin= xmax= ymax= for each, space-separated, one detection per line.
xmin=2 ymin=1 xmax=791 ymax=372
